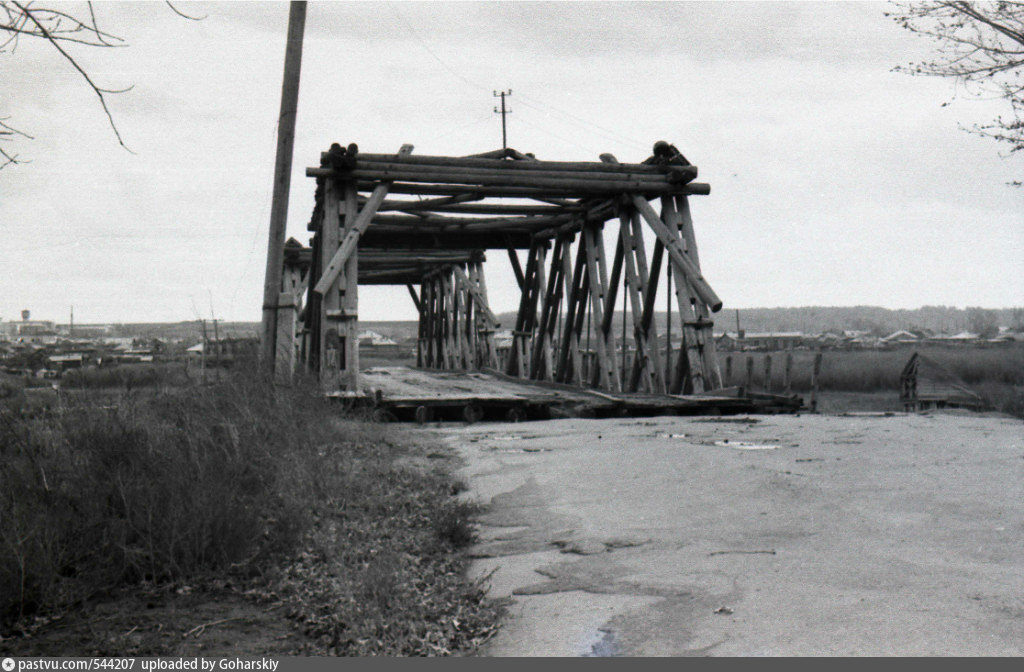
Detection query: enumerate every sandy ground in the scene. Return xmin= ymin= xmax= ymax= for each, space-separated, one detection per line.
xmin=435 ymin=411 xmax=1024 ymax=656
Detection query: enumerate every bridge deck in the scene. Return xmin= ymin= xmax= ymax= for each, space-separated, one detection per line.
xmin=329 ymin=366 xmax=803 ymax=422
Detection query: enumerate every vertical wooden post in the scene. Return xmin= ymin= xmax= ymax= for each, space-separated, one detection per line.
xmin=619 ymin=209 xmax=656 ymax=393
xmin=507 ymin=241 xmax=540 ymax=377
xmin=556 ymin=234 xmax=587 ymax=385
xmin=630 ymin=215 xmax=664 ymax=393
xmin=725 ymin=355 xmax=733 ymax=386
xmin=810 ymin=351 xmax=823 ymax=412
xmin=319 ymin=178 xmax=342 ymax=388
xmin=473 ymin=261 xmax=499 ymax=368
xmin=340 ymin=181 xmax=359 ymax=391
xmin=675 ymin=195 xmax=722 ymax=389
xmin=274 ymin=291 xmax=297 ymax=383
xmin=260 ymin=1 xmax=307 ymax=372
xmin=784 ymin=350 xmax=793 ymax=394
xmin=662 ymin=197 xmax=701 ymax=394
xmin=582 ymin=224 xmax=619 ymax=391
xmin=745 ymin=355 xmax=754 ymax=392
xmin=531 ymin=237 xmax=565 ymax=380
xmin=763 ymin=354 xmax=772 ymax=393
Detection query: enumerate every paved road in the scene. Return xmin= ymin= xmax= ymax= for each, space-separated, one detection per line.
xmin=436 ymin=412 xmax=1024 ymax=656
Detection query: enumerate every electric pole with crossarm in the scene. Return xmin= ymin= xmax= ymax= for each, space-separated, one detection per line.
xmin=493 ymin=89 xmax=512 ymax=150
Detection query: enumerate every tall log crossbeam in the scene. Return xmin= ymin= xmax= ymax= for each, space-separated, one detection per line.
xmin=281 ymin=142 xmax=722 ymax=397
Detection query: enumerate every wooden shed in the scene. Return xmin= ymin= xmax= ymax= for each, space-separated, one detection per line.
xmin=899 ymin=352 xmax=985 ymax=412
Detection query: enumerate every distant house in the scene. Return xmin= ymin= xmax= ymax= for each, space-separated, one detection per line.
xmin=358 ymin=330 xmax=398 ymax=346
xmin=47 ymin=353 xmax=85 ymax=372
xmin=882 ymin=330 xmax=921 ymax=344
xmin=716 ymin=331 xmax=805 ymax=351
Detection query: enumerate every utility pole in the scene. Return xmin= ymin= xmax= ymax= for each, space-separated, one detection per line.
xmin=493 ymin=89 xmax=512 ymax=150
xmin=260 ymin=1 xmax=307 ymax=373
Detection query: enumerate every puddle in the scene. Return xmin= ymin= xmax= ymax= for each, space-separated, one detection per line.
xmin=656 ymin=432 xmax=688 ymax=439
xmin=580 ymin=628 xmax=619 ymax=657
xmin=713 ymin=439 xmax=778 ymax=450
xmin=493 ymin=447 xmax=552 ymax=454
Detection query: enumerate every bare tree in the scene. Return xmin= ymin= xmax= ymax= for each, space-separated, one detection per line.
xmin=0 ymin=1 xmax=201 ymax=169
xmin=889 ymin=1 xmax=1024 ymax=158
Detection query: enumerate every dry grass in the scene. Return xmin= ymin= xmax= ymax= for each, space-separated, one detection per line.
xmin=0 ymin=371 xmax=501 ymax=655
xmin=719 ymin=343 xmax=1024 ymax=417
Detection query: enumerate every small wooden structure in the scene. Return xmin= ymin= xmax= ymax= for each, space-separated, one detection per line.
xmin=270 ymin=141 xmax=798 ymax=415
xmin=900 ymin=352 xmax=985 ymax=412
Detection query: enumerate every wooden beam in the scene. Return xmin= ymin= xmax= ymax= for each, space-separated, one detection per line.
xmin=340 ymin=180 xmax=360 ymax=391
xmin=599 ymin=154 xmax=720 ymax=312
xmin=450 ymin=265 xmax=500 ymax=328
xmin=313 ymin=145 xmax=414 ymax=296
xmin=319 ymin=178 xmax=342 ymax=385
xmin=326 ymin=151 xmax=697 ymax=175
xmin=341 ymin=180 xmax=710 ymax=199
xmin=631 ymin=195 xmax=722 ymax=312
xmin=406 ymin=283 xmax=422 ymax=312
xmin=618 ymin=209 xmax=656 ymax=393
xmin=508 ymin=248 xmax=526 ymax=290
xmin=375 ymin=193 xmax=481 ymax=212
xmin=582 ymin=225 xmax=619 ymax=391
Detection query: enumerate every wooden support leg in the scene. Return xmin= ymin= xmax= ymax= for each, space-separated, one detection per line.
xmin=415 ymin=284 xmax=426 ymax=368
xmin=618 ymin=208 xmax=656 ymax=393
xmin=274 ymin=291 xmax=297 ymax=383
xmin=531 ymin=238 xmax=563 ymax=379
xmin=340 ymin=181 xmax=360 ymax=391
xmin=507 ymin=242 xmax=541 ymax=377
xmin=594 ymin=230 xmax=623 ymax=389
xmin=319 ymin=179 xmax=343 ymax=389
xmin=661 ymin=197 xmax=703 ymax=394
xmin=556 ymin=234 xmax=587 ymax=385
xmin=675 ymin=195 xmax=722 ymax=389
xmin=582 ymin=224 xmax=619 ymax=391
xmin=471 ymin=261 xmax=499 ymax=368
xmin=630 ymin=214 xmax=665 ymax=393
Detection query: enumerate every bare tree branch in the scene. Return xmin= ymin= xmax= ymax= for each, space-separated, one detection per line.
xmin=0 ymin=1 xmax=201 ymax=167
xmin=165 ymin=1 xmax=206 ymax=22
xmin=890 ymin=1 xmax=1024 ymax=158
xmin=12 ymin=0 xmax=134 ymax=151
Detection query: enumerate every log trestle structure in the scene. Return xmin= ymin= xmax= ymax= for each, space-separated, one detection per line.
xmin=277 ymin=141 xmax=736 ymax=404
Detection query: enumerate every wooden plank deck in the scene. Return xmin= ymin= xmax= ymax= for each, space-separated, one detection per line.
xmin=328 ymin=366 xmax=802 ymax=422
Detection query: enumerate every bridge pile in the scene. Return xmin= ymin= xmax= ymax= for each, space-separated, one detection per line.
xmin=272 ymin=142 xmax=800 ymax=417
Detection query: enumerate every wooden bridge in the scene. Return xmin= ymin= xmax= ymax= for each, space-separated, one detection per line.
xmin=268 ymin=141 xmax=800 ymax=418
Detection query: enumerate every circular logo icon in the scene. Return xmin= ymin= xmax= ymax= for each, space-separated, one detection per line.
xmin=2 ymin=658 xmax=15 ymax=672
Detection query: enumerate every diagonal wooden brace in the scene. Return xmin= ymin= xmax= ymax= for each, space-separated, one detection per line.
xmin=314 ymin=144 xmax=413 ymax=296
xmin=450 ymin=265 xmax=500 ymax=328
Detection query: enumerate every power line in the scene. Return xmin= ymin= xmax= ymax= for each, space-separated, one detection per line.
xmin=515 ymin=92 xmax=649 ymax=152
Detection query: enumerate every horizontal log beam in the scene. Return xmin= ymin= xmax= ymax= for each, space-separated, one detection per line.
xmin=372 ymin=194 xmax=482 ymax=212
xmin=352 ymin=159 xmax=697 ymax=185
xmin=378 ymin=201 xmax=580 ymax=215
xmin=355 ymin=213 xmax=567 ymax=229
xmin=328 ymin=151 xmax=694 ymax=175
xmin=328 ymin=168 xmax=697 ymax=194
xmin=307 ymin=177 xmax=710 ymax=199
xmin=358 ymin=230 xmax=534 ymax=249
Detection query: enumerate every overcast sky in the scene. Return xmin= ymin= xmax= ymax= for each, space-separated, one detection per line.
xmin=2 ymin=1 xmax=1021 ymax=325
